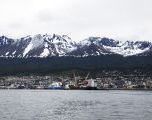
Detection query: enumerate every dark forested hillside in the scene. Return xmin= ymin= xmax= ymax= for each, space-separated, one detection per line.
xmin=0 ymin=55 xmax=152 ymax=75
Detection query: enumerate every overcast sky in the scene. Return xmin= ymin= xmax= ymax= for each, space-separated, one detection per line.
xmin=0 ymin=0 xmax=152 ymax=41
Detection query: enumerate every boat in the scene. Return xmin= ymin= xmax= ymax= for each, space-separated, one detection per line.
xmin=81 ymin=79 xmax=98 ymax=90
xmin=48 ymin=82 xmax=64 ymax=90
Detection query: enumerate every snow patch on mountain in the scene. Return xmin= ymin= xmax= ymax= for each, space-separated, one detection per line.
xmin=40 ymin=48 xmax=50 ymax=57
xmin=23 ymin=43 xmax=33 ymax=57
xmin=5 ymin=52 xmax=9 ymax=56
xmin=12 ymin=51 xmax=16 ymax=55
xmin=104 ymin=40 xmax=151 ymax=56
xmin=104 ymin=45 xmax=150 ymax=56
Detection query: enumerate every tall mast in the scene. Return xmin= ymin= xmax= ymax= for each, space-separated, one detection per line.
xmin=73 ymin=72 xmax=77 ymax=86
xmin=85 ymin=72 xmax=90 ymax=80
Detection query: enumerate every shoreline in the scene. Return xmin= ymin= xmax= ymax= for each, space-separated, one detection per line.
xmin=0 ymin=88 xmax=152 ymax=91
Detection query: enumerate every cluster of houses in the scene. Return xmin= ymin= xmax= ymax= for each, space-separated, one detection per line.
xmin=0 ymin=73 xmax=152 ymax=90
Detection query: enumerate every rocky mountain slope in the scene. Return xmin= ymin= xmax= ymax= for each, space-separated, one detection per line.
xmin=0 ymin=34 xmax=151 ymax=58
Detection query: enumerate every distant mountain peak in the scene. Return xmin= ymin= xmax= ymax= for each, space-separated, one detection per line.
xmin=0 ymin=34 xmax=151 ymax=58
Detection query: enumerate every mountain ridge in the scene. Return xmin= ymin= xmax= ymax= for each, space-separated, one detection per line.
xmin=0 ymin=34 xmax=152 ymax=58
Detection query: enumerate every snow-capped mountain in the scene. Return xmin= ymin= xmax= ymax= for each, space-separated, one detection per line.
xmin=0 ymin=34 xmax=77 ymax=58
xmin=69 ymin=37 xmax=116 ymax=57
xmin=80 ymin=37 xmax=152 ymax=56
xmin=0 ymin=34 xmax=151 ymax=58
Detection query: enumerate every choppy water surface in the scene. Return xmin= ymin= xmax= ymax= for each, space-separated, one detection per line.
xmin=0 ymin=90 xmax=152 ymax=120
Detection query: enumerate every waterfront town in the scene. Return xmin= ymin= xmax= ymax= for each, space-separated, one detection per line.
xmin=0 ymin=70 xmax=152 ymax=90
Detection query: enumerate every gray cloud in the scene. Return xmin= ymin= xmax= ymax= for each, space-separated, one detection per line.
xmin=37 ymin=10 xmax=55 ymax=23
xmin=0 ymin=0 xmax=152 ymax=41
